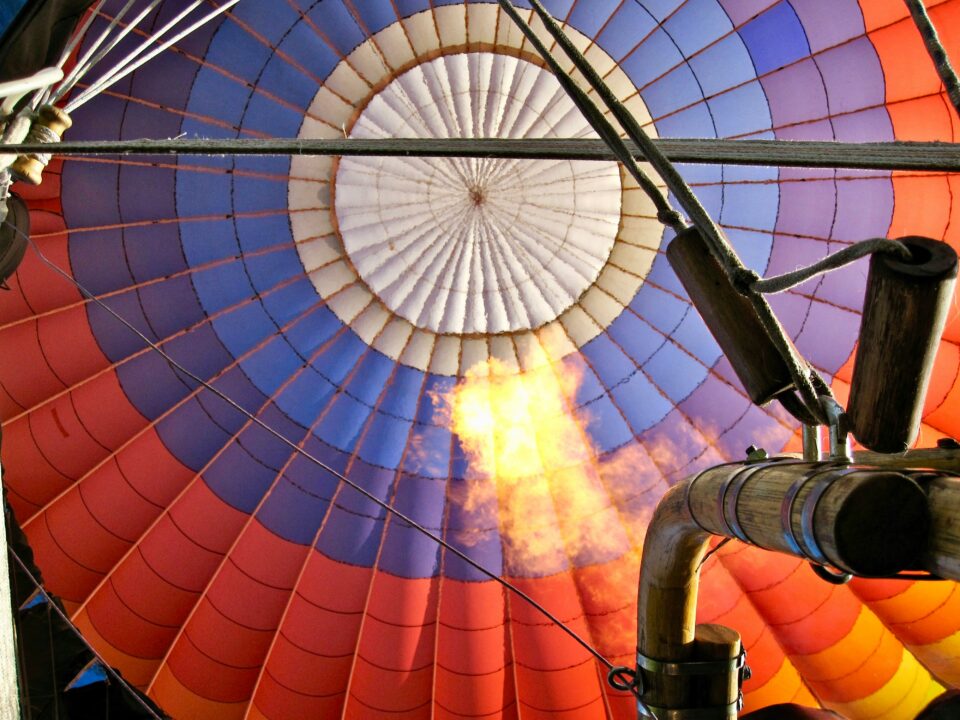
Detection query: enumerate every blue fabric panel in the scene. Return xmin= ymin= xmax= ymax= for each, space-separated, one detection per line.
xmin=643 ymin=341 xmax=706 ymax=403
xmin=663 ymin=0 xmax=731 ymax=55
xmin=739 ymin=1 xmax=810 ymax=75
xmin=119 ymin=100 xmax=183 ymax=145
xmin=379 ymin=365 xmax=425 ymax=421
xmin=231 ymin=0 xmax=300 ymax=45
xmin=212 ymin=301 xmax=280 ymax=358
xmin=239 ymin=90 xmax=304 ymax=137
xmin=630 ymin=284 xmax=689 ymax=337
xmin=205 ymin=19 xmax=274 ymax=78
xmin=687 ymin=34 xmax=755 ymax=97
xmin=357 ymin=412 xmax=412 ymax=469
xmin=309 ymin=0 xmax=367 ymax=57
xmin=639 ymin=0 xmax=684 ymax=22
xmin=315 ymin=461 xmax=394 ymax=563
xmin=653 ymin=101 xmax=716 ymax=137
xmin=379 ymin=472 xmax=445 ymax=573
xmin=726 ymin=228 xmax=774 ymax=274
xmin=252 ymin=402 xmax=313 ymax=450
xmin=314 ymin=392 xmax=372 ymax=453
xmin=720 ymin=181 xmax=779 ymax=233
xmin=394 ymin=0 xmax=431 ymax=16
xmin=402 ymin=423 xmax=451 ymax=478
xmin=643 ymin=65 xmax=704 ymax=120
xmin=256 ymin=53 xmax=317 ymax=113
xmin=621 ymin=28 xmax=683 ymax=91
xmin=568 ymin=0 xmax=619 ymax=37
xmin=156 ymin=398 xmax=234 ymax=472
xmin=275 ymin=367 xmax=338 ymax=428
xmin=379 ymin=520 xmax=441 ymax=578
xmin=138 ymin=277 xmax=205 ymax=341
xmin=233 ymin=172 xmax=289 ymax=216
xmin=257 ymin=476 xmax=332 ymax=545
xmin=566 ymin=354 xmax=606 ymax=406
xmin=87 ymin=291 xmax=158 ymax=363
xmin=417 ymin=375 xmax=454 ymax=425
xmin=61 ymin=158 xmax=120 ymax=230
xmin=191 ymin=262 xmax=255 ymax=316
xmin=123 ymin=224 xmax=188 ymax=284
xmin=581 ymin=394 xmax=634 ymax=452
xmin=343 ymin=351 xmax=395 ymax=406
xmin=610 ymin=371 xmax=673 ymax=434
xmin=707 ymin=82 xmax=771 ymax=137
xmin=597 ymin=3 xmax=657 ymax=61
xmin=277 ymin=16 xmax=340 ymax=84
xmin=283 ymin=306 xmax=343 ymax=360
xmin=348 ymin=2 xmax=397 ymax=34
xmin=243 ymin=247 xmax=303 ymax=295
xmin=645 ymin=248 xmax=686 ymax=297
xmin=185 ymin=70 xmax=252 ymax=129
xmin=117 ymin=353 xmax=194 ymax=420
xmin=581 ymin=334 xmax=637 ymax=390
xmin=669 ymin=313 xmax=722 ymax=368
xmin=607 ymin=311 xmax=666 ymax=366
xmin=444 ymin=486 xmax=503 ymax=581
xmin=312 ymin=331 xmax=367 ymax=385
xmin=240 ymin=334 xmax=306 ymax=398
xmin=205 ymin=364 xmax=272 ymax=421
xmin=260 ymin=278 xmax=320 ymax=331
xmin=450 ymin=434 xmax=470 ymax=481
xmin=203 ymin=441 xmax=278 ymax=513
xmin=539 ymin=0 xmax=575 ymax=18
xmin=70 ymin=230 xmax=131 ymax=297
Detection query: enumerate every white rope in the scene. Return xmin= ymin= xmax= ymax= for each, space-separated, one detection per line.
xmin=49 ymin=0 xmax=164 ymax=105
xmin=66 ymin=0 xmax=241 ymax=113
xmin=48 ymin=0 xmax=140 ymax=105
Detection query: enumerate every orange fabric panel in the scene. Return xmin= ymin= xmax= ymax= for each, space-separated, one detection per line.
xmin=345 ymin=657 xmax=434 ymax=717
xmin=116 ymin=429 xmax=196 ymax=508
xmin=151 ymin=663 xmax=247 ymax=720
xmin=164 ymin=598 xmax=268 ymax=703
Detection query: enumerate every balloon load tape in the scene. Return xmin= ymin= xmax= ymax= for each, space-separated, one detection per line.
xmin=636 ymin=648 xmax=750 ymax=720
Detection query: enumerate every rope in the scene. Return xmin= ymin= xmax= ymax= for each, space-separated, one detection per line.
xmin=15 ymin=229 xmax=628 ymax=689
xmin=499 ymin=0 xmax=829 ymax=425
xmin=7 ymin=548 xmax=166 ymax=720
xmin=904 ymin=0 xmax=960 ymax=119
xmin=493 ymin=0 xmax=683 ymax=232
xmin=3 ymin=137 xmax=960 ymax=170
xmin=750 ymin=238 xmax=910 ymax=294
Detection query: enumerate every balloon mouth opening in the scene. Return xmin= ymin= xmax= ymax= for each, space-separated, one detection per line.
xmin=468 ymin=186 xmax=487 ymax=207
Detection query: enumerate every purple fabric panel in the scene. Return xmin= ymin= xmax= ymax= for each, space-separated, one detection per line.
xmin=816 ymin=37 xmax=886 ymax=115
xmin=791 ymin=0 xmax=866 ymax=53
xmin=773 ymin=179 xmax=837 ymax=240
xmin=718 ymin=0 xmax=776 ymax=28
xmin=761 ymin=59 xmax=829 ymax=131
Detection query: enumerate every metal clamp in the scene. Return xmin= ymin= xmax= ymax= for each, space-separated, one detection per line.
xmin=716 ymin=457 xmax=809 ymax=546
xmin=637 ymin=648 xmax=747 ymax=678
xmin=780 ymin=464 xmax=861 ymax=568
xmin=637 ymin=648 xmax=750 ymax=719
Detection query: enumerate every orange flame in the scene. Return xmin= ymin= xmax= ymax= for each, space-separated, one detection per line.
xmin=436 ymin=354 xmax=650 ymax=575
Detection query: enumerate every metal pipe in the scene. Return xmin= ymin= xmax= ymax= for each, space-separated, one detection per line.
xmin=636 ymin=458 xmax=943 ymax=718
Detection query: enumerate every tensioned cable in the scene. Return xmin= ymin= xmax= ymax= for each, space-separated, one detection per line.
xmin=15 ymin=229 xmax=641 ymax=700
xmin=904 ymin=0 xmax=960 ymax=120
xmin=499 ymin=0 xmax=831 ymax=425
xmin=7 ymin=547 xmax=165 ymax=720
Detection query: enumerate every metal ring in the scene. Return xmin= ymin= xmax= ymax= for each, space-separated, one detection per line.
xmin=780 ymin=463 xmax=845 ymax=557
xmin=799 ymin=466 xmax=862 ymax=567
xmin=685 ymin=460 xmax=745 ymax=535
xmin=718 ymin=458 xmax=808 ymax=546
xmin=636 ymin=649 xmax=745 ymax=678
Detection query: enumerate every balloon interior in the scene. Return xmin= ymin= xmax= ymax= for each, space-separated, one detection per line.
xmin=1 ymin=1 xmax=960 ymax=719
